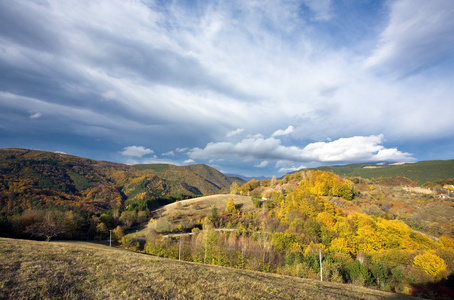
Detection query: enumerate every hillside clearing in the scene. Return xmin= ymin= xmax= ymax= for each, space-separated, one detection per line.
xmin=158 ymin=194 xmax=254 ymax=215
xmin=0 ymin=238 xmax=416 ymax=300
xmin=149 ymin=194 xmax=254 ymax=233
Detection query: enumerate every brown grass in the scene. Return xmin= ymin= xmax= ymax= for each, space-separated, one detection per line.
xmin=0 ymin=238 xmax=417 ymax=300
xmin=150 ymin=194 xmax=253 ymax=233
xmin=163 ymin=194 xmax=254 ymax=215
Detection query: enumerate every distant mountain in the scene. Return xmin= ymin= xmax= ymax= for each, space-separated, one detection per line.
xmin=226 ymin=174 xmax=270 ymax=181
xmin=0 ymin=148 xmax=244 ymax=213
xmin=305 ymin=159 xmax=454 ymax=185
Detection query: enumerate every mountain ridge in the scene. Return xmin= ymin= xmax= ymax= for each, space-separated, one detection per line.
xmin=0 ymin=148 xmax=244 ymax=213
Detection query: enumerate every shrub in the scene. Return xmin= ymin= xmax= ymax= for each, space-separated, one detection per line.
xmin=371 ymin=260 xmax=389 ymax=290
xmin=414 ymin=252 xmax=447 ymax=277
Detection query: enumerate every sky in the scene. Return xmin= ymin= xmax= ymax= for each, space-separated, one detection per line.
xmin=1 ymin=0 xmax=454 ymax=178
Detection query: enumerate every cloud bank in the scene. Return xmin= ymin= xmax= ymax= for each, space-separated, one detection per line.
xmin=189 ymin=133 xmax=412 ymax=166
xmin=0 ymin=0 xmax=453 ymax=176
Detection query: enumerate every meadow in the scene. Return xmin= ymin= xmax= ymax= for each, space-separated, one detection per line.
xmin=0 ymin=238 xmax=417 ymax=299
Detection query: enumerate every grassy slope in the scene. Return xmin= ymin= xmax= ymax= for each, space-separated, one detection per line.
xmin=0 ymin=238 xmax=416 ymax=300
xmin=312 ymin=160 xmax=454 ymax=185
xmin=150 ymin=194 xmax=253 ymax=233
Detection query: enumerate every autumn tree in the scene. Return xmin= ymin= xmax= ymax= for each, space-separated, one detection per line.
xmin=439 ymin=235 xmax=454 ymax=248
xmin=413 ymin=252 xmax=447 ymax=277
xmin=226 ymin=197 xmax=236 ymax=213
xmin=96 ymin=222 xmax=109 ymax=240
xmin=230 ymin=182 xmax=239 ymax=195
xmin=112 ymin=225 xmax=124 ymax=242
xmin=25 ymin=210 xmax=68 ymax=242
xmin=119 ymin=210 xmax=136 ymax=229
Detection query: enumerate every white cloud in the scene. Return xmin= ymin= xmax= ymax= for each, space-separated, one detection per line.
xmin=29 ymin=112 xmax=42 ymax=119
xmin=121 ymin=146 xmax=153 ymax=157
xmin=278 ymin=165 xmax=306 ymax=173
xmin=162 ymin=151 xmax=174 ymax=156
xmin=176 ymin=148 xmax=188 ymax=153
xmin=301 ymin=135 xmax=412 ymax=162
xmin=272 ymin=126 xmax=294 ymax=137
xmin=226 ymin=128 xmax=244 ymax=138
xmin=184 ymin=159 xmax=195 ymax=164
xmin=255 ymin=161 xmax=269 ymax=168
xmin=189 ymin=134 xmax=413 ymax=165
xmin=364 ymin=0 xmax=454 ymax=76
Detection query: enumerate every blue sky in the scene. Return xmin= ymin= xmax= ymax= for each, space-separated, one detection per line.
xmin=1 ymin=0 xmax=454 ymax=177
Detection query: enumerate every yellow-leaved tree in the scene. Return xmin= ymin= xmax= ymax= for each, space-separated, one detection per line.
xmin=439 ymin=235 xmax=454 ymax=248
xmin=226 ymin=197 xmax=236 ymax=213
xmin=413 ymin=252 xmax=447 ymax=277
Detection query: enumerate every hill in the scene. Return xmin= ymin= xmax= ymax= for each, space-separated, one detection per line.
xmin=133 ymin=170 xmax=454 ymax=298
xmin=0 ymin=237 xmax=416 ymax=300
xmin=309 ymin=160 xmax=454 ymax=185
xmin=0 ymin=148 xmax=244 ymax=214
xmin=149 ymin=194 xmax=254 ymax=233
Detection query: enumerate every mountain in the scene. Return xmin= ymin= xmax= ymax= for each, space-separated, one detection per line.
xmin=0 ymin=148 xmax=244 ymax=213
xmin=306 ymin=160 xmax=454 ymax=185
xmin=226 ymin=174 xmax=270 ymax=181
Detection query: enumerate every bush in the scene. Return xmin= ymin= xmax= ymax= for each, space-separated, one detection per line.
xmin=414 ymin=252 xmax=447 ymax=277
xmin=346 ymin=260 xmax=372 ymax=286
xmin=371 ymin=260 xmax=389 ymax=290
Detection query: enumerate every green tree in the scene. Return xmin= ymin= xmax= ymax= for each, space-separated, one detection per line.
xmin=346 ymin=260 xmax=372 ymax=286
xmin=251 ymin=190 xmax=262 ymax=208
xmin=371 ymin=260 xmax=389 ymax=290
xmin=210 ymin=207 xmax=218 ymax=223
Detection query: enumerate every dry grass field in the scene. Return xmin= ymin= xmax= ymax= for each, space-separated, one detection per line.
xmin=149 ymin=194 xmax=254 ymax=233
xmin=0 ymin=238 xmax=418 ymax=300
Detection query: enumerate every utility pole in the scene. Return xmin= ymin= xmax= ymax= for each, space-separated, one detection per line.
xmin=109 ymin=230 xmax=112 ymax=247
xmin=179 ymin=237 xmax=182 ymax=261
xmin=319 ymin=249 xmax=323 ymax=282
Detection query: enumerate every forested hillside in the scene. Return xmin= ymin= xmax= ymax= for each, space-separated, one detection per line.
xmin=137 ymin=170 xmax=454 ymax=298
xmin=0 ymin=148 xmax=242 ymax=214
xmin=0 ymin=148 xmax=243 ymax=240
xmin=309 ymin=160 xmax=454 ymax=186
